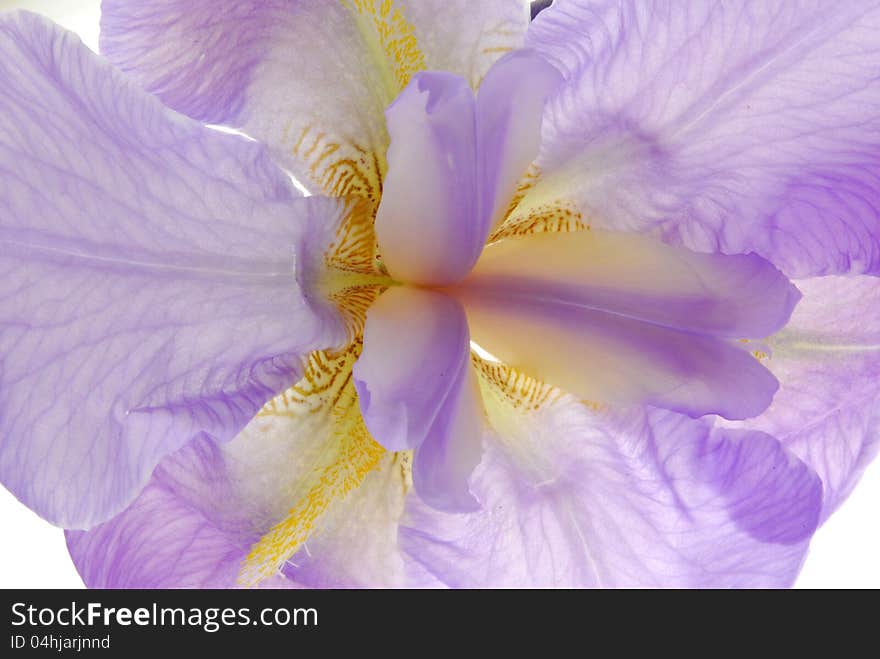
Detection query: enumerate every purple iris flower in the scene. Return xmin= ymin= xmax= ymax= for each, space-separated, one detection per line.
xmin=0 ymin=0 xmax=878 ymax=588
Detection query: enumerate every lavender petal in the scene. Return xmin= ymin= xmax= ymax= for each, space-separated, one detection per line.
xmin=353 ymin=287 xmax=483 ymax=511
xmin=401 ymin=401 xmax=822 ymax=587
xmin=0 ymin=12 xmax=346 ymax=528
xmin=525 ymin=0 xmax=880 ymax=277
xmin=100 ymin=0 xmax=530 ymax=196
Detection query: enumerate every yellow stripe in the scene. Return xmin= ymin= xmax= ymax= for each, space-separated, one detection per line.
xmin=488 ymin=165 xmax=590 ymax=242
xmin=240 ymin=343 xmax=386 ymax=587
xmin=472 ymin=354 xmax=563 ymax=413
xmin=344 ymin=0 xmax=427 ymax=103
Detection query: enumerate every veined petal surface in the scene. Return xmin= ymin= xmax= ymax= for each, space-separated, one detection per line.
xmin=523 ymin=0 xmax=880 ymax=277
xmin=69 ymin=384 xmax=823 ymax=588
xmin=401 ymin=384 xmax=822 ymax=588
xmin=463 ymin=230 xmax=799 ymax=337
xmin=66 ymin=402 xmax=409 ymax=588
xmin=724 ymin=275 xmax=880 ymax=520
xmin=100 ymin=0 xmax=530 ymax=199
xmin=68 ymin=346 xmax=410 ymax=588
xmin=0 ymin=12 xmax=347 ymax=528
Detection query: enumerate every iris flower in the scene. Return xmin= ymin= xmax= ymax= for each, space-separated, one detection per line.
xmin=0 ymin=0 xmax=878 ymax=588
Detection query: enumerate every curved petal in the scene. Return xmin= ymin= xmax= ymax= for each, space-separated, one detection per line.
xmin=462 ymin=230 xmax=800 ymax=338
xmin=375 ymin=73 xmax=480 ymax=285
xmin=377 ymin=52 xmax=561 ymax=286
xmin=353 ymin=287 xmax=484 ymax=511
xmin=401 ymin=372 xmax=823 ymax=588
xmin=462 ymin=297 xmax=778 ymax=421
xmin=724 ymin=275 xmax=880 ymax=521
xmin=522 ymin=0 xmax=880 ymax=277
xmin=453 ymin=231 xmax=796 ymax=419
xmin=411 ymin=363 xmax=484 ymax=513
xmin=0 ymin=12 xmax=347 ymax=528
xmin=476 ymin=49 xmax=563 ymax=233
xmin=65 ymin=437 xmax=255 ymax=589
xmin=67 ymin=357 xmax=410 ymax=589
xmin=100 ymin=0 xmax=530 ymax=198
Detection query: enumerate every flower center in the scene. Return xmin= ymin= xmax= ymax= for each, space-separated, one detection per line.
xmin=240 ymin=53 xmax=799 ymax=585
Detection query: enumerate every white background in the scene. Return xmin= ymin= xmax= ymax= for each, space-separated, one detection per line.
xmin=1 ymin=0 xmax=878 ymax=589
